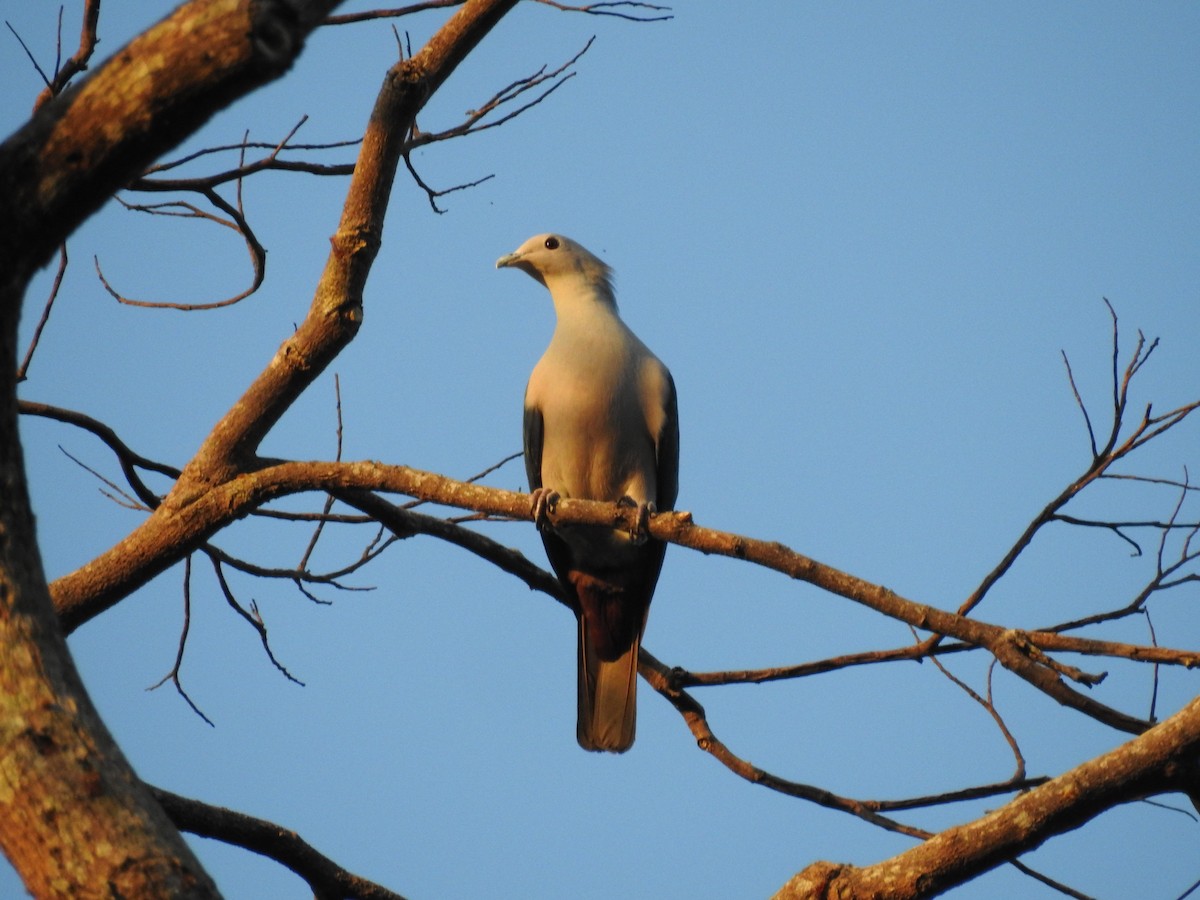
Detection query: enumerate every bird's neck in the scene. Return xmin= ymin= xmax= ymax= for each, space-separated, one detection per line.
xmin=547 ymin=277 xmax=621 ymax=331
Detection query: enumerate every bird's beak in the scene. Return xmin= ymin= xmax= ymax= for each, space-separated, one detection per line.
xmin=495 ymin=251 xmax=522 ymax=269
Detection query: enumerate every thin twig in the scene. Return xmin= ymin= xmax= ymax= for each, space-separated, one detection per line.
xmin=324 ymin=1 xmax=466 ymax=26
xmin=402 ymin=154 xmax=494 ymax=213
xmin=1062 ymin=349 xmax=1098 ymax=458
xmin=207 ymin=555 xmax=305 ymax=686
xmin=531 ymin=0 xmax=673 ymax=21
xmin=96 ymin=188 xmax=266 ymax=310
xmin=1008 ymin=860 xmax=1096 ymax=900
xmin=147 ymin=556 xmax=215 ymax=727
xmin=4 ymin=20 xmax=52 ymax=89
xmin=18 ymin=400 xmax=176 ymax=508
xmin=57 ymin=445 xmax=150 ymax=512
xmin=16 ymin=244 xmax=69 ymax=382
xmin=1145 ymin=608 xmax=1161 ymax=723
xmin=299 ymin=375 xmax=345 ymax=572
xmin=923 ymin=632 xmax=1027 ymax=782
xmin=405 ymin=39 xmax=592 ymax=153
xmin=639 ymin=649 xmax=930 ymax=838
xmin=204 ymin=542 xmax=379 ymax=594
xmin=34 ymin=0 xmax=101 ymax=110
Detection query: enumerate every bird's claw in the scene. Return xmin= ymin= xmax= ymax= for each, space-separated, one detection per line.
xmin=530 ymin=487 xmax=560 ymax=530
xmin=617 ymin=496 xmax=655 ymax=544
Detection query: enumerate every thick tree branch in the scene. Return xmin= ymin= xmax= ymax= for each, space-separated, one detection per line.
xmin=0 ymin=1 xmax=348 ymax=895
xmin=51 ymin=460 xmax=1192 ymax=740
xmin=773 ymin=694 xmax=1200 ymax=899
xmin=0 ymin=0 xmax=343 ymax=283
xmin=168 ymin=0 xmax=519 ymax=494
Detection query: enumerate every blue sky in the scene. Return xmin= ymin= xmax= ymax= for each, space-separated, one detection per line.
xmin=3 ymin=2 xmax=1199 ymax=897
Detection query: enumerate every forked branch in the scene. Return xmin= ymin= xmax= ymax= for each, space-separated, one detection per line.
xmin=958 ymin=303 xmax=1199 ymax=620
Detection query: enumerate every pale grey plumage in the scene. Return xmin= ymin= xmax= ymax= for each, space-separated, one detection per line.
xmin=497 ymin=233 xmax=679 ymax=752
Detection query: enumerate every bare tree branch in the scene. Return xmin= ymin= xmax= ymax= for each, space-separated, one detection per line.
xmin=955 ymin=305 xmax=1200 ymax=625
xmin=207 ymin=552 xmax=305 ymax=685
xmin=134 ymin=117 xmax=360 ymax=188
xmin=95 ymin=185 xmax=267 ymax=310
xmin=33 ymin=0 xmax=103 ymax=110
xmin=773 ymin=694 xmax=1200 ymax=899
xmin=18 ymin=399 xmax=178 ymax=507
xmin=325 ymin=1 xmax=467 ymax=27
xmin=299 ymin=374 xmax=346 ymax=571
xmin=531 ymin=0 xmax=673 ymax=22
xmin=150 ymin=786 xmax=409 ymax=900
xmin=48 ymin=455 xmax=1196 ymax=740
xmin=147 ymin=555 xmax=215 ymax=727
xmin=16 ymin=243 xmax=68 ymax=381
xmin=638 ymin=650 xmax=931 ymax=839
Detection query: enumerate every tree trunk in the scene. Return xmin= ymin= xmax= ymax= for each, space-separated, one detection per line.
xmin=0 ymin=271 xmax=221 ymax=896
xmin=0 ymin=1 xmax=345 ymax=895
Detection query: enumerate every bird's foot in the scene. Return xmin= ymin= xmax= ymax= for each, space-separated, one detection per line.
xmin=617 ymin=496 xmax=655 ymax=544
xmin=530 ymin=487 xmax=560 ymax=530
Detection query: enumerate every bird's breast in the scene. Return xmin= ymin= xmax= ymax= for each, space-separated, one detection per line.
xmin=528 ymin=344 xmax=657 ymax=507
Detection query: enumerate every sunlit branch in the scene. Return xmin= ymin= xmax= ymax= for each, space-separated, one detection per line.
xmin=775 ymin=695 xmax=1200 ymax=899
xmin=1007 ymin=860 xmax=1096 ymax=900
xmin=677 ymin=640 xmax=971 ymax=687
xmin=58 ymin=445 xmax=151 ymax=512
xmin=332 ymin=488 xmax=574 ymax=611
xmin=52 ymin=453 xmax=1195 ymax=739
xmin=405 ymin=38 xmax=591 ymax=152
xmin=1041 ymin=505 xmax=1200 ymax=636
xmin=322 ymin=0 xmax=673 ymax=26
xmin=1102 ymin=471 xmax=1200 ymax=492
xmin=135 ymin=117 xmax=360 ymax=190
xmin=201 ymin=542 xmax=379 ymax=595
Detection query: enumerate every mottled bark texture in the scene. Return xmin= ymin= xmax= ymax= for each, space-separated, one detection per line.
xmin=0 ymin=1 xmax=342 ymax=895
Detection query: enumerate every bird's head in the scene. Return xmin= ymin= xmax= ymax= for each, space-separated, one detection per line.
xmin=496 ymin=233 xmax=614 ymax=300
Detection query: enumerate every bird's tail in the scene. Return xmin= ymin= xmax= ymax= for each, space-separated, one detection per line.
xmin=576 ymin=615 xmax=640 ymax=753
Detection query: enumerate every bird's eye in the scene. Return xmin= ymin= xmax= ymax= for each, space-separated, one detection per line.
xmin=544 ymin=236 xmax=560 ymax=250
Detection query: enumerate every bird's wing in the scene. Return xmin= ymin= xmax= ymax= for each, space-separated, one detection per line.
xmin=654 ymin=368 xmax=680 ymax=512
xmin=522 ymin=401 xmax=543 ymax=494
xmin=523 ymin=400 xmax=577 ymax=598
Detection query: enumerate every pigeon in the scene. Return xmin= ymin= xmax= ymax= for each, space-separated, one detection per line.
xmin=497 ymin=233 xmax=679 ymax=752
